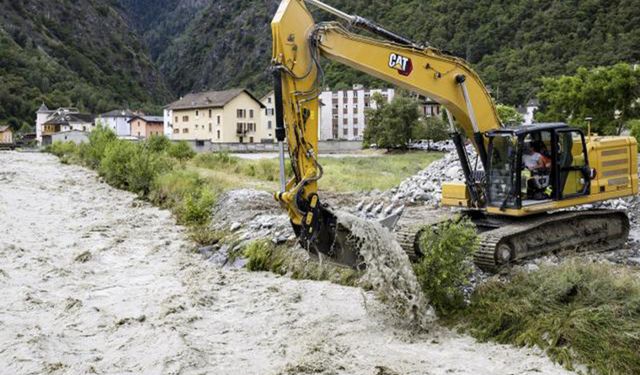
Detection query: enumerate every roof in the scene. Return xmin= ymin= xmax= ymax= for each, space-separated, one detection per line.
xmin=488 ymin=123 xmax=570 ymax=136
xmin=166 ymin=88 xmax=266 ymax=110
xmin=44 ymin=112 xmax=95 ymax=125
xmin=128 ymin=115 xmax=164 ymax=123
xmin=37 ymin=103 xmax=53 ymax=113
xmin=526 ymin=98 xmax=540 ymax=107
xmin=99 ymin=109 xmax=137 ymax=118
xmin=0 ymin=125 xmax=11 ymax=132
xmin=261 ymin=90 xmax=274 ymax=101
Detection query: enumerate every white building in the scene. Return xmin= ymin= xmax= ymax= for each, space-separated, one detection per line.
xmin=35 ymin=103 xmax=55 ymax=144
xmin=95 ymin=110 xmax=137 ymax=136
xmin=261 ymin=91 xmax=276 ymax=142
xmin=50 ymin=130 xmax=89 ymax=145
xmin=518 ymin=99 xmax=539 ymax=125
xmin=319 ymin=86 xmax=395 ymax=141
xmin=35 ymin=105 xmax=95 ymax=145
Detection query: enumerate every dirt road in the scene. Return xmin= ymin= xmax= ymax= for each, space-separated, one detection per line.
xmin=0 ymin=152 xmax=572 ymax=375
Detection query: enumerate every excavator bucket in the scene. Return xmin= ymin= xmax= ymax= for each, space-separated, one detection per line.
xmin=295 ymin=203 xmax=404 ymax=269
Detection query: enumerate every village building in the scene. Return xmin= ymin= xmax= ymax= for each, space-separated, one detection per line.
xmin=129 ymin=116 xmax=164 ymax=139
xmin=517 ymin=98 xmax=540 ymax=125
xmin=40 ymin=109 xmax=95 ymax=146
xmin=50 ymin=130 xmax=89 ymax=145
xmin=418 ymin=96 xmax=443 ymax=119
xmin=0 ymin=125 xmax=13 ymax=144
xmin=261 ymin=91 xmax=276 ymax=142
xmin=95 ymin=109 xmax=137 ymax=137
xmin=35 ymin=103 xmax=55 ymax=144
xmin=165 ymin=88 xmax=267 ymax=144
xmin=318 ymin=86 xmax=395 ymax=141
xmin=35 ymin=105 xmax=95 ymax=145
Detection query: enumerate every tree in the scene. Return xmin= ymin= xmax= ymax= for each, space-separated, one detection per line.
xmin=536 ymin=63 xmax=640 ymax=135
xmin=168 ymin=141 xmax=196 ymax=162
xmin=364 ymin=95 xmax=420 ymax=149
xmin=496 ymin=104 xmax=524 ymax=126
xmin=412 ymin=116 xmax=450 ymax=150
xmin=628 ymin=119 xmax=640 ymax=145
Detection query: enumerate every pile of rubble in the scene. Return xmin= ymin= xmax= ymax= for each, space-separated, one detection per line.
xmin=386 ymin=145 xmax=480 ymax=204
xmin=199 ymin=189 xmax=295 ymax=267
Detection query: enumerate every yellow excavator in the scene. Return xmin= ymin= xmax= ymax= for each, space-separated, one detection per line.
xmin=270 ymin=0 xmax=638 ymax=271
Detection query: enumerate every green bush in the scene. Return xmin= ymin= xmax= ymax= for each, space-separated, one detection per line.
xmin=150 ymin=170 xmax=204 ymax=208
xmin=413 ymin=217 xmax=478 ymax=315
xmin=100 ymin=140 xmax=174 ymax=195
xmin=244 ymin=240 xmax=276 ymax=271
xmin=48 ymin=141 xmax=78 ymax=158
xmin=168 ymin=141 xmax=196 ymax=162
xmin=126 ymin=147 xmax=173 ymax=195
xmin=462 ymin=262 xmax=640 ymax=373
xmin=177 ymin=188 xmax=215 ymax=226
xmin=145 ymin=135 xmax=172 ymax=153
xmin=193 ymin=151 xmax=239 ymax=169
xmin=84 ymin=125 xmax=117 ymax=168
xmin=100 ymin=140 xmax=138 ymax=189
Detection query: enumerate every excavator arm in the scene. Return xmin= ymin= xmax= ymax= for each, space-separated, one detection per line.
xmin=271 ymin=0 xmax=502 ymax=263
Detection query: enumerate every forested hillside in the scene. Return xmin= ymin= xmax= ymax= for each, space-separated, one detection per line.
xmin=127 ymin=0 xmax=639 ymax=104
xmin=2 ymin=0 xmax=638 ymax=129
xmin=0 ymin=0 xmax=171 ymax=129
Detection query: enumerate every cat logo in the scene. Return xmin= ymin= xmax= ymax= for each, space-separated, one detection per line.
xmin=388 ymin=53 xmax=413 ymax=76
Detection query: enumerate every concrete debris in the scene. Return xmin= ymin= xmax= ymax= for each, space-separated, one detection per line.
xmin=385 ymin=144 xmax=481 ymax=205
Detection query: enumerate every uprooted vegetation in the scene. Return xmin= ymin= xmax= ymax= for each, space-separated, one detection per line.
xmin=413 ymin=218 xmax=478 ymax=315
xmin=244 ymin=240 xmax=362 ymax=286
xmin=459 ymin=261 xmax=640 ymax=374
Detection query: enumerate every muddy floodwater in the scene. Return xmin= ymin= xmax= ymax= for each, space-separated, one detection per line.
xmin=0 ymin=152 xmax=572 ymax=375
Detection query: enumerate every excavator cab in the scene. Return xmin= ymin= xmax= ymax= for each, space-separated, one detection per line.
xmin=485 ymin=124 xmax=592 ymax=213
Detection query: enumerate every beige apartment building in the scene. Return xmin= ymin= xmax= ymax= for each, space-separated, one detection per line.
xmin=166 ymin=88 xmax=268 ymax=143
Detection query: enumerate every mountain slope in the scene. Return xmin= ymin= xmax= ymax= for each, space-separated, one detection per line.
xmin=0 ymin=0 xmax=171 ymax=128
xmin=153 ymin=0 xmax=280 ymax=97
xmin=135 ymin=0 xmax=640 ymax=104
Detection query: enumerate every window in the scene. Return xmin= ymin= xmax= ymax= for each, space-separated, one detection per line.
xmin=209 ymin=109 xmax=212 ymax=118
xmin=343 ymin=128 xmax=348 ymax=136
xmin=354 ymin=128 xmax=359 ymax=137
xmin=249 ymin=137 xmax=254 ymax=143
xmin=196 ymin=140 xmax=205 ymax=147
xmin=195 ymin=124 xmax=198 ymax=129
xmin=182 ymin=115 xmax=189 ymax=122
xmin=237 ymin=109 xmax=246 ymax=118
xmin=217 ymin=130 xmax=220 ymax=139
xmin=236 ymin=123 xmax=244 ymax=134
xmin=249 ymin=109 xmax=254 ymax=118
xmin=268 ymin=97 xmax=272 ymax=104
xmin=173 ymin=129 xmax=179 ymax=134
xmin=268 ymin=120 xmax=272 ymax=129
xmin=196 ymin=110 xmax=199 ymax=117
xmin=209 ymin=123 xmax=212 ymax=132
xmin=354 ymin=117 xmax=359 ymax=124
xmin=175 ymin=116 xmax=178 ymax=123
xmin=217 ymin=115 xmax=221 ymax=125
xmin=343 ymin=118 xmax=348 ymax=125
xmin=182 ymin=128 xmax=189 ymax=134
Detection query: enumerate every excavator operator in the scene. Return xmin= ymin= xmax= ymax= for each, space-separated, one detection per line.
xmin=523 ymin=141 xmax=552 ymax=200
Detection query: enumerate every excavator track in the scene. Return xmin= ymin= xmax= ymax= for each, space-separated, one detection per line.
xmin=394 ymin=209 xmax=630 ymax=273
